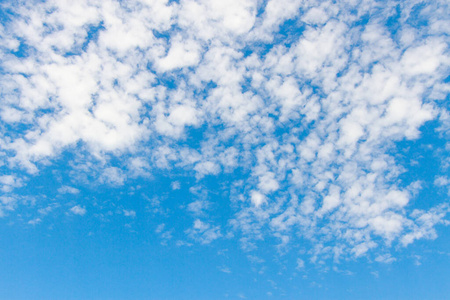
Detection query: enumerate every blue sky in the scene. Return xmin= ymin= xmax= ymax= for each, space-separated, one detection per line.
xmin=0 ymin=0 xmax=449 ymax=299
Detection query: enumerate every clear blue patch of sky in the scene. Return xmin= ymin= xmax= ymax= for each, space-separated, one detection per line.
xmin=394 ymin=119 xmax=448 ymax=210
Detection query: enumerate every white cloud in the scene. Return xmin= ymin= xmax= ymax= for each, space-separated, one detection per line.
xmin=194 ymin=161 xmax=221 ymax=178
xmin=178 ymin=0 xmax=257 ymax=41
xmin=435 ymin=176 xmax=450 ymax=187
xmin=400 ymin=41 xmax=447 ymax=75
xmin=296 ymin=258 xmax=305 ymax=270
xmin=28 ymin=218 xmax=42 ymax=225
xmin=250 ymin=190 xmax=266 ymax=207
xmin=187 ymin=200 xmax=210 ymax=216
xmin=58 ymin=185 xmax=80 ymax=194
xmin=128 ymin=157 xmax=151 ymax=178
xmin=319 ymin=185 xmax=341 ymax=214
xmin=171 ymin=181 xmax=181 ymax=190
xmin=186 ymin=219 xmax=222 ymax=244
xmin=0 ymin=196 xmax=16 ymax=217
xmin=70 ymin=205 xmax=86 ymax=216
xmin=157 ymin=37 xmax=201 ymax=72
xmin=254 ymin=0 xmax=302 ymax=39
xmin=123 ymin=209 xmax=136 ymax=217
xmin=0 ymin=175 xmax=23 ymax=193
xmin=155 ymin=223 xmax=173 ymax=245
xmin=375 ymin=253 xmax=396 ymax=264
xmin=100 ymin=167 xmax=126 ymax=186
xmin=257 ymin=172 xmax=279 ymax=194
xmin=218 ymin=266 xmax=232 ymax=274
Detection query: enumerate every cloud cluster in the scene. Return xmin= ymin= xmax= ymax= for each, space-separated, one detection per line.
xmin=0 ymin=0 xmax=449 ymax=262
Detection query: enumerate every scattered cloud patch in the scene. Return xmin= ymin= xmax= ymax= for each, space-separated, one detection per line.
xmin=171 ymin=181 xmax=181 ymax=190
xmin=123 ymin=209 xmax=136 ymax=218
xmin=58 ymin=185 xmax=80 ymax=194
xmin=186 ymin=219 xmax=222 ymax=244
xmin=0 ymin=175 xmax=23 ymax=193
xmin=70 ymin=205 xmax=86 ymax=216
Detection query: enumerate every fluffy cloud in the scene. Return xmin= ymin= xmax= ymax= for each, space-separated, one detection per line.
xmin=70 ymin=205 xmax=87 ymax=216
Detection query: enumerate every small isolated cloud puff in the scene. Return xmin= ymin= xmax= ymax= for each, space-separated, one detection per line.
xmin=123 ymin=209 xmax=136 ymax=217
xmin=296 ymin=258 xmax=305 ymax=270
xmin=70 ymin=205 xmax=87 ymax=216
xmin=171 ymin=181 xmax=181 ymax=190
xmin=58 ymin=185 xmax=80 ymax=194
